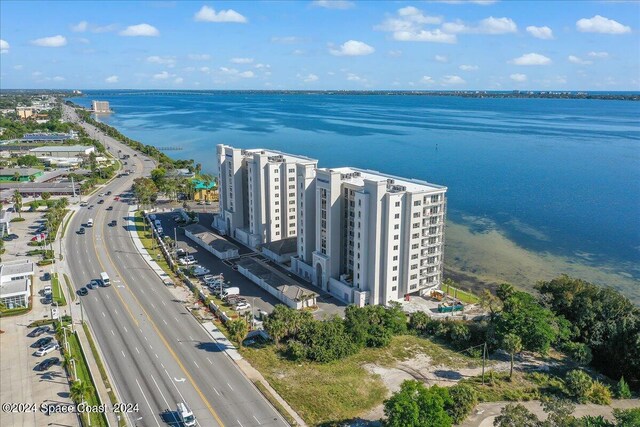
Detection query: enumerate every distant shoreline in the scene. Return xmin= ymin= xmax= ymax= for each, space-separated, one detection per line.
xmin=2 ymin=89 xmax=640 ymax=101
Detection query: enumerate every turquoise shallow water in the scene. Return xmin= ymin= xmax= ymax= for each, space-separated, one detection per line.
xmin=69 ymin=92 xmax=640 ymax=283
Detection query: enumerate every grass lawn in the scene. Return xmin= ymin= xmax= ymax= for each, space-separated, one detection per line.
xmin=51 ymin=273 xmax=67 ymax=306
xmin=66 ymin=330 xmax=108 ymax=427
xmin=241 ymin=334 xmax=479 ymax=426
xmin=442 ymin=284 xmax=480 ymax=304
xmin=63 ymin=274 xmax=76 ymax=302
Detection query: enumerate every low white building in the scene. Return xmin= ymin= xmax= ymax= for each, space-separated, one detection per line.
xmin=0 ymin=260 xmax=35 ymax=309
xmin=29 ymin=145 xmax=95 ymax=158
xmin=184 ymin=224 xmax=239 ymax=260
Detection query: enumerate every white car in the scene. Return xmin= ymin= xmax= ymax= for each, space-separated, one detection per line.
xmin=42 ymin=286 xmax=52 ymax=296
xmin=35 ymin=342 xmax=59 ymax=357
xmin=179 ymin=256 xmax=197 ymax=266
xmin=51 ymin=307 xmax=59 ymax=319
xmin=193 ymin=266 xmax=210 ymax=277
xmin=235 ymin=302 xmax=251 ymax=311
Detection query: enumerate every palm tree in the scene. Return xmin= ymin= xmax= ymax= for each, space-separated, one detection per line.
xmin=502 ymin=333 xmax=523 ymax=380
xmin=12 ymin=190 xmax=23 ymax=219
xmin=200 ymin=173 xmax=214 ymax=202
xmin=12 ymin=171 xmax=21 ymax=182
xmin=227 ymin=319 xmax=248 ymax=348
xmin=70 ymin=381 xmax=93 ymax=403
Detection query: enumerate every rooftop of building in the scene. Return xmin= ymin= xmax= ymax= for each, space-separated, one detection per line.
xmin=0 ymin=168 xmax=43 ymax=176
xmin=236 ymin=257 xmax=318 ymax=301
xmin=192 ymin=179 xmax=216 ymax=190
xmin=220 ymin=144 xmax=317 ymax=165
xmin=22 ymin=133 xmax=74 ymax=141
xmin=259 ymin=237 xmax=298 ymax=256
xmin=321 ymin=166 xmax=447 ymax=193
xmin=0 ymin=277 xmax=30 ymax=296
xmin=184 ymin=223 xmax=239 ymax=253
xmin=0 ymin=260 xmax=35 ymax=279
xmin=29 ymin=145 xmax=93 ymax=152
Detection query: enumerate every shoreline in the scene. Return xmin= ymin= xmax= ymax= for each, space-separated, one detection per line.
xmin=65 ymin=99 xmax=640 ymax=305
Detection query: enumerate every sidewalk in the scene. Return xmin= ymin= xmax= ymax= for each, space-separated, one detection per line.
xmin=127 ymin=207 xmax=308 ymax=426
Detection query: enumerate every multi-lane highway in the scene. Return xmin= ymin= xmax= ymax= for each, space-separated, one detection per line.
xmin=60 ymin=104 xmax=288 ymax=427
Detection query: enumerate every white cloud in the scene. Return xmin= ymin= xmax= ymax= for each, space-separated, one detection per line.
xmin=31 ymin=35 xmax=67 ymax=47
xmin=105 ymin=75 xmax=119 ymax=83
xmin=51 ymin=76 xmax=65 ymax=82
xmin=329 ymin=40 xmax=374 ymax=56
xmin=200 ymin=67 xmax=211 ymax=73
xmin=147 ymin=56 xmax=176 ymax=67
xmin=388 ymin=50 xmax=402 ymax=57
xmin=526 ymin=25 xmax=553 ymax=40
xmin=231 ymin=57 xmax=254 ymax=64
xmin=311 ymin=0 xmax=354 ymax=9
xmin=510 ymin=52 xmax=552 ymax=65
xmin=376 ymin=7 xmax=453 ymax=43
xmin=0 ymin=39 xmax=9 ymax=54
xmin=153 ymin=71 xmax=171 ymax=80
xmin=292 ymin=49 xmax=306 ymax=56
xmin=188 ymin=54 xmax=211 ymax=61
xmin=77 ymin=37 xmax=90 ymax=44
xmin=271 ymin=36 xmax=302 ymax=44
xmin=174 ymin=77 xmax=184 ymax=84
xmin=194 ymin=6 xmax=247 ymax=23
xmin=254 ymin=63 xmax=271 ymax=69
xmin=576 ymin=15 xmax=631 ymax=34
xmin=92 ymin=24 xmax=117 ymax=33
xmin=510 ymin=73 xmax=527 ymax=82
xmin=239 ymin=71 xmax=254 ymax=78
xmin=436 ymin=0 xmax=497 ymax=4
xmin=119 ymin=24 xmax=159 ymax=37
xmin=300 ymin=73 xmax=319 ymax=82
xmin=32 ymin=71 xmax=43 ymax=77
xmin=442 ymin=75 xmax=465 ymax=85
xmin=346 ymin=73 xmax=365 ymax=82
xmin=434 ymin=55 xmax=448 ymax=63
xmin=218 ymin=67 xmax=254 ymax=78
xmin=71 ymin=21 xmax=88 ymax=32
xmin=443 ymin=16 xmax=517 ymax=35
xmin=394 ymin=29 xmax=456 ymax=43
xmin=13 ymin=65 xmax=23 ymax=70
xmin=421 ymin=76 xmax=435 ymax=84
xmin=588 ymin=51 xmax=609 ymax=59
xmin=568 ymin=55 xmax=592 ymax=65
xmin=459 ymin=64 xmax=479 ymax=71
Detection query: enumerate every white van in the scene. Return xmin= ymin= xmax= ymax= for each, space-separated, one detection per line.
xmin=100 ymin=272 xmax=110 ymax=287
xmin=177 ymin=402 xmax=196 ymax=427
xmin=221 ymin=287 xmax=240 ymax=300
xmin=86 ymin=218 xmax=94 ymax=227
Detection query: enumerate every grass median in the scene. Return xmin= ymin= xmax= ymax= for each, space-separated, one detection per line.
xmin=63 ymin=274 xmax=76 ymax=302
xmin=132 ymin=211 xmax=175 ymax=278
xmin=51 ymin=273 xmax=67 ymax=306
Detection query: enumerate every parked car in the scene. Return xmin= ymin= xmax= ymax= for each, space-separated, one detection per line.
xmin=235 ymin=302 xmax=251 ymax=311
xmin=77 ymin=287 xmax=88 ymax=296
xmin=176 ymin=248 xmax=187 ymax=258
xmin=107 ymin=206 xmax=113 ymax=211
xmin=43 ymin=272 xmax=51 ymax=281
xmin=3 ymin=233 xmax=19 ymax=241
xmin=106 ymin=191 xmax=112 ymax=196
xmin=31 ymin=336 xmax=53 ymax=348
xmin=109 ymin=220 xmax=117 ymax=227
xmin=179 ymin=256 xmax=197 ymax=266
xmin=88 ymin=205 xmax=93 ymax=210
xmin=51 ymin=307 xmax=59 ymax=319
xmin=192 ymin=266 xmax=210 ymax=277
xmin=35 ymin=342 xmax=59 ymax=356
xmin=77 ymin=227 xmax=86 ymax=235
xmin=42 ymin=285 xmax=52 ymax=295
xmin=87 ymin=280 xmax=99 ymax=290
xmin=28 ymin=326 xmax=50 ymax=338
xmin=114 ymin=196 xmax=120 ymax=201
xmin=97 ymin=199 xmax=104 ymax=204
xmin=35 ymin=357 xmax=59 ymax=371
xmin=98 ymin=193 xmax=105 ymax=197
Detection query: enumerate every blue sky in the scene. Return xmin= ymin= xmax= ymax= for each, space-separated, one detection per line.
xmin=1 ymin=1 xmax=638 ymax=90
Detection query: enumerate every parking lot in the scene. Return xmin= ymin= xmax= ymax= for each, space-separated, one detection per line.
xmin=151 ymin=211 xmax=346 ymax=320
xmin=1 ymin=211 xmax=76 ymax=427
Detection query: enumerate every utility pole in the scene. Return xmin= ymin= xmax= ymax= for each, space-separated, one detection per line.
xmin=482 ymin=342 xmax=487 ymax=385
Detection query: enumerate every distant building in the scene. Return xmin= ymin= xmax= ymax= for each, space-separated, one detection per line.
xmin=22 ymin=131 xmax=77 ymax=143
xmin=192 ymin=179 xmax=217 ymax=202
xmin=0 ymin=209 xmax=11 ymax=236
xmin=29 ymin=145 xmax=95 ymax=158
xmin=0 ymin=168 xmax=44 ymax=182
xmin=0 ymin=260 xmax=35 ymax=309
xmin=15 ymin=107 xmax=34 ymax=119
xmin=92 ymin=100 xmax=111 ymax=113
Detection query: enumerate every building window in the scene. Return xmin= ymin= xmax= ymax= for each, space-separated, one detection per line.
xmin=289 ymin=177 xmax=295 ymax=182
xmin=289 ymin=200 xmax=295 ymax=204
xmin=411 ymin=243 xmax=418 ymax=249
xmin=393 ymin=255 xmax=398 ymax=261
xmin=275 ymin=185 xmax=279 ymax=190
xmin=275 ymin=208 xmax=279 ymax=213
xmin=413 ymin=212 xmax=420 ymax=218
xmin=392 ymin=286 xmax=397 ymax=291
xmin=414 ymin=200 xmax=421 ymax=206
xmin=395 ymin=201 xmax=400 ymax=207
xmin=275 ymin=177 xmax=279 ymax=182
xmin=275 ymin=224 xmax=280 ymax=228
xmin=394 ymin=235 xmax=399 ymax=240
xmin=410 ymin=275 xmax=417 ymax=280
xmin=392 ymin=276 xmax=397 ymax=281
xmin=394 ymin=213 xmax=400 ymax=219
xmin=412 ymin=233 xmax=419 ymax=239
xmin=411 ymin=254 xmax=418 ymax=259
xmin=393 ymin=245 xmax=398 ymax=250
xmin=393 ymin=266 xmax=398 ymax=271
xmin=394 ymin=224 xmax=399 ymax=230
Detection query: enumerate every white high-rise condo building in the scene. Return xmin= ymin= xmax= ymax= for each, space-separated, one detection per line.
xmin=214 ymin=145 xmax=447 ymax=307
xmin=291 ymin=167 xmax=447 ymax=306
xmin=91 ymin=100 xmax=110 ymax=113
xmin=213 ymin=144 xmax=318 ymax=248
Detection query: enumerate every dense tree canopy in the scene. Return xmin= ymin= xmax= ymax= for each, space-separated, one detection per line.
xmin=383 ymin=381 xmax=452 ymax=427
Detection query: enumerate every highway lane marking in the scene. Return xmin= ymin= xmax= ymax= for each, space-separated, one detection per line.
xmin=155 ymin=353 xmax=159 ymax=359
xmin=237 ymin=420 xmax=244 ymax=427
xmin=124 ymin=326 xmax=128 ymax=333
xmin=111 ymin=330 xmax=115 ymax=336
xmin=174 ymin=317 xmax=179 ymax=323
xmin=135 ymin=347 xmax=140 ymax=355
xmin=253 ymin=416 xmax=261 ymax=425
xmin=102 ymin=209 xmax=227 ymax=427
xmin=95 ymin=297 xmax=98 ymax=302
xmin=207 ymin=357 xmax=213 ymax=365
xmin=227 ymin=383 xmax=234 ymax=391
xmin=114 ymin=309 xmax=118 ymax=315
xmin=189 ymin=336 xmax=194 ymax=341
xmin=136 ymin=378 xmax=162 ymax=427
xmin=150 ymin=374 xmax=171 ymax=410
xmin=102 ymin=312 xmax=106 ymax=318
xmin=106 ymin=294 xmax=110 ymax=299
xmin=212 ymin=386 xmax=220 ymax=396
xmin=121 ymin=350 xmax=126 ymax=359
xmin=151 ymin=303 xmax=156 ymax=309
xmin=149 ymin=344 xmax=153 ymax=350
xmin=162 ymin=301 xmax=166 ymax=306
xmin=163 ymin=319 xmax=167 ymax=325
xmin=193 ymin=360 xmax=200 ymax=369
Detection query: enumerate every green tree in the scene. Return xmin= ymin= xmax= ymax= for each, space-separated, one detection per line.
xmin=496 ymin=283 xmax=515 ymax=302
xmin=493 ymin=403 xmax=539 ymax=427
xmin=384 ymin=381 xmax=453 ymax=427
xmin=565 ymin=369 xmax=593 ymax=403
xmin=227 ymin=319 xmax=248 ymax=348
xmin=16 ymin=154 xmax=41 ymax=167
xmin=70 ymin=380 xmax=94 ymax=403
xmin=41 ymin=192 xmax=51 ymax=201
xmin=577 ymin=415 xmax=614 ymax=427
xmin=502 ymin=333 xmax=523 ymax=379
xmin=539 ymin=398 xmax=575 ymax=427
xmin=12 ymin=190 xmax=23 ymax=218
xmin=264 ymin=318 xmax=286 ymax=345
xmin=563 ymin=341 xmax=593 ymax=366
xmin=409 ymin=311 xmax=430 ymax=332
xmin=446 ymin=383 xmax=477 ymax=424
xmin=132 ymin=177 xmax=158 ymax=209
xmin=615 ymin=376 xmax=632 ymax=399
xmin=12 ymin=171 xmax=21 ymax=181
xmin=587 ymin=381 xmax=612 ymax=405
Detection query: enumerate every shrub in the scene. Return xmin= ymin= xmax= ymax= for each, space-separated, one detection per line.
xmin=285 ymin=340 xmax=307 ymax=362
xmin=447 ymin=383 xmax=477 ymax=424
xmin=565 ymin=370 xmax=592 ymax=403
xmin=10 ymin=217 xmax=25 ymax=222
xmin=615 ymin=376 xmax=632 ymax=399
xmin=613 ymin=408 xmax=640 ymax=427
xmin=449 ymin=323 xmax=471 ymax=349
xmin=563 ymin=341 xmax=593 ymax=365
xmin=587 ymin=381 xmax=612 ymax=405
